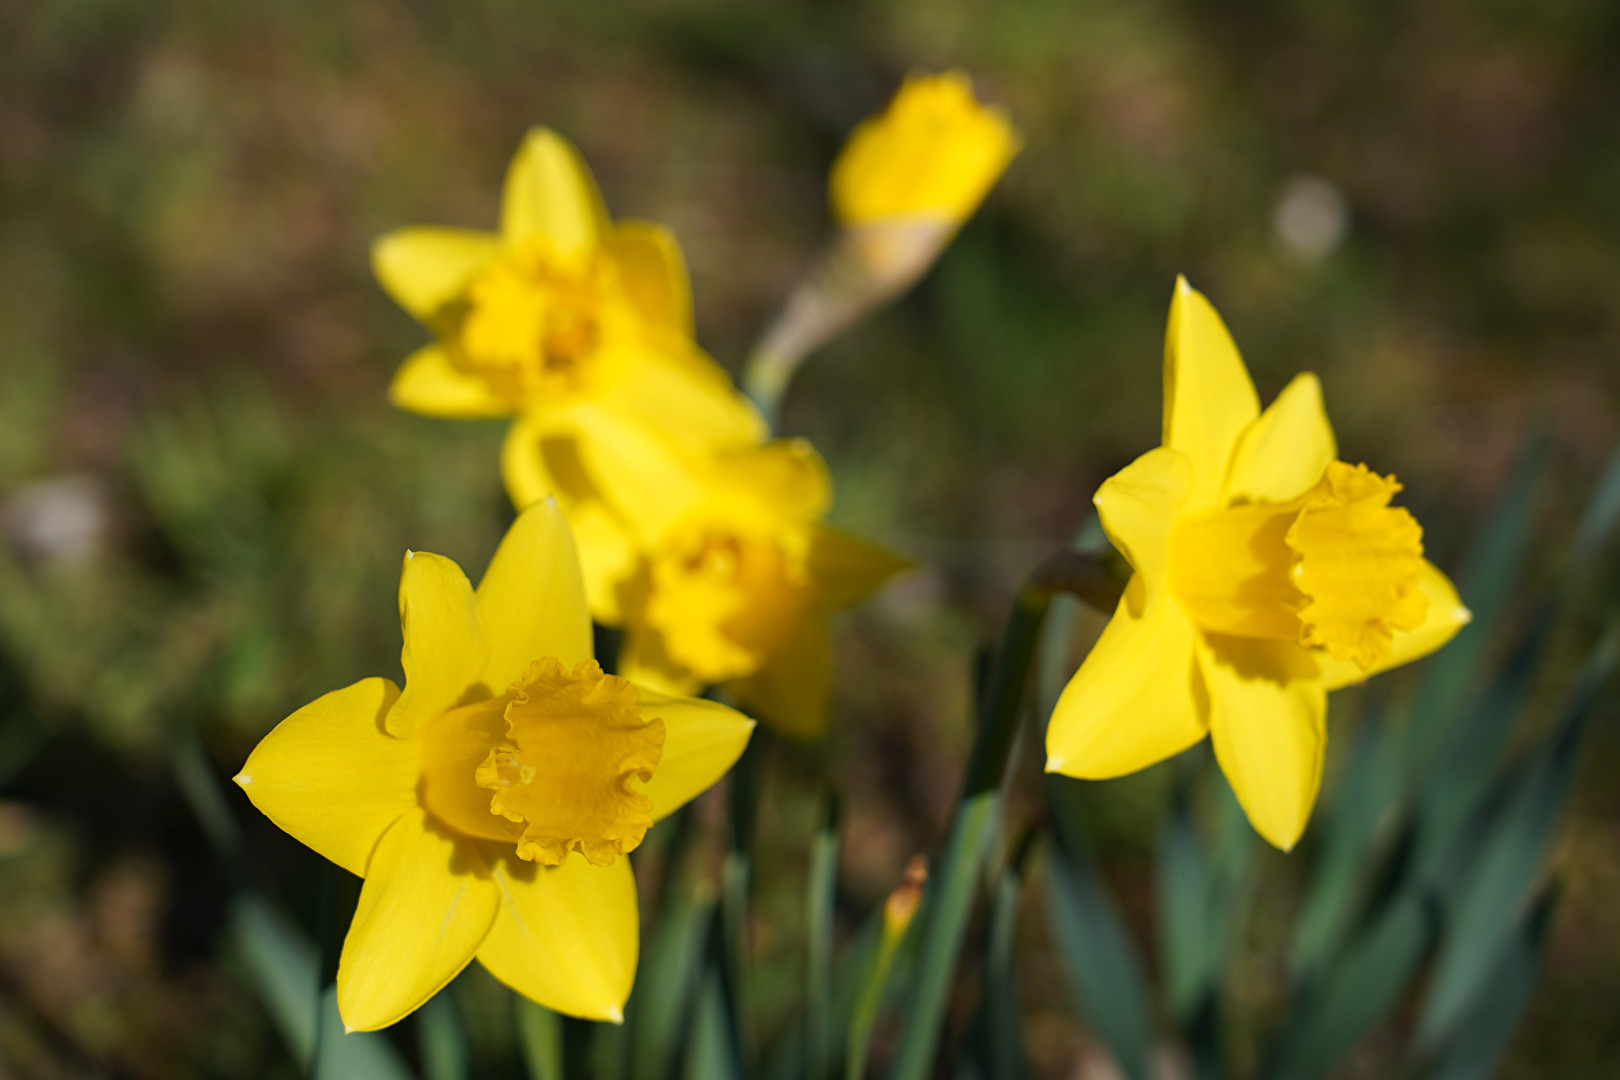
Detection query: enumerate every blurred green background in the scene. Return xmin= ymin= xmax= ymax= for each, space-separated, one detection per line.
xmin=1 ymin=1 xmax=1617 ymax=1076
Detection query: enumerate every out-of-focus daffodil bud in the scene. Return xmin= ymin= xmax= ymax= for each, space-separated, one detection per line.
xmin=744 ymin=72 xmax=1019 ymax=424
xmin=830 ymin=72 xmax=1019 ymax=229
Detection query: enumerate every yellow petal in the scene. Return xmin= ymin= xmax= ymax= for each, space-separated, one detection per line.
xmin=500 ymin=418 xmax=641 ymax=624
xmin=1163 ymin=277 xmax=1260 ymax=512
xmin=387 ymin=551 xmax=489 ymax=737
xmin=568 ymin=406 xmax=708 ymax=543
xmin=1094 ymin=446 xmax=1191 ymax=596
xmin=633 ymin=685 xmax=755 ymax=820
xmin=807 ymin=525 xmax=912 ymax=610
xmin=235 ymin=678 xmax=418 ymax=878
xmin=618 ymin=626 xmax=704 ymax=697
xmin=336 ymin=808 xmax=499 ymax=1031
xmin=500 ymin=128 xmax=609 ymax=258
xmin=606 ymin=221 xmax=693 ymax=336
xmin=372 ymin=227 xmax=500 ymax=323
xmin=475 ymin=501 xmax=594 ymax=690
xmin=1200 ymin=635 xmax=1326 ymax=851
xmin=1223 ymin=373 xmax=1338 ymax=505
xmin=476 ymin=851 xmax=637 ymax=1021
xmin=593 ymin=345 xmax=765 ymax=452
xmin=731 ymin=619 xmax=833 ymax=741
xmin=389 ymin=345 xmax=513 ymax=418
xmin=712 ymin=440 xmax=833 ymax=523
xmin=1045 ymin=582 xmax=1206 ymax=777
xmin=1317 ymin=559 xmax=1472 ymax=690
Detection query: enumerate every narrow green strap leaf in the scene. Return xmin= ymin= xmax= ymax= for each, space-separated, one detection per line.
xmin=227 ymin=894 xmax=320 ymax=1066
xmin=1265 ymin=892 xmax=1439 ymax=1080
xmin=1570 ymin=440 xmax=1620 ymax=564
xmin=418 ymin=993 xmax=468 ymax=1080
xmin=314 ymin=983 xmax=417 ymax=1080
xmin=805 ymin=801 xmax=840 ymax=1080
xmin=984 ymin=834 xmax=1035 ymax=1080
xmin=516 ymin=999 xmax=564 ymax=1080
xmin=1428 ymin=885 xmax=1559 ymax=1080
xmin=841 ymin=913 xmax=896 ymax=1080
xmin=1157 ymin=788 xmax=1210 ymax=1025
xmin=631 ymin=888 xmax=716 ymax=1080
xmin=1402 ymin=427 xmax=1548 ymax=783
xmin=1415 ymin=624 xmax=1618 ymax=1050
xmin=685 ymin=971 xmax=743 ymax=1080
xmin=1042 ymin=833 xmax=1154 ymax=1080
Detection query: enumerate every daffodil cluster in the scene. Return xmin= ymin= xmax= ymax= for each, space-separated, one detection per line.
xmin=374 ymin=123 xmax=925 ymax=739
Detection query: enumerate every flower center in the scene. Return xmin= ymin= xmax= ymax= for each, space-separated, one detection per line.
xmin=418 ymin=657 xmax=664 ymax=866
xmin=455 ymin=240 xmax=617 ymax=404
xmin=1169 ymin=461 xmax=1427 ymax=670
xmin=644 ymin=526 xmax=812 ymax=683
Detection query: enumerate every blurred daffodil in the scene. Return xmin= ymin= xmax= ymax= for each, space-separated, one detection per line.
xmin=1045 ymin=278 xmax=1470 ymax=851
xmin=505 ymin=421 xmax=908 ymax=738
xmin=830 ymin=70 xmax=1020 ymax=228
xmin=234 ymin=502 xmax=754 ymax=1030
xmin=745 ymin=72 xmax=1019 ymax=422
xmin=374 ymin=127 xmax=762 ymax=446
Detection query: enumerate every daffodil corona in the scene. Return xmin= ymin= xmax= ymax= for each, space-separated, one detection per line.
xmin=504 ymin=422 xmax=908 ymax=738
xmin=1045 ymin=279 xmax=1470 ymax=851
xmin=235 ymin=503 xmax=754 ymax=1030
xmin=374 ymin=127 xmax=762 ymax=447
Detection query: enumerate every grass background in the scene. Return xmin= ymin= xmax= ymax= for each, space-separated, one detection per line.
xmin=0 ymin=0 xmax=1617 ymax=1076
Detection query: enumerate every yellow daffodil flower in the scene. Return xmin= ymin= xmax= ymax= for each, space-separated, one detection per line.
xmin=831 ymin=71 xmax=1020 ymax=228
xmin=504 ymin=418 xmax=908 ymax=738
xmin=234 ymin=502 xmax=754 ymax=1030
xmin=373 ymin=127 xmax=762 ymax=446
xmin=1045 ymin=278 xmax=1470 ymax=851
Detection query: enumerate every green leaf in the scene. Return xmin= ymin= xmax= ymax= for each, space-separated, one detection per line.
xmin=1044 ymin=783 xmax=1154 ymax=1080
xmin=516 ymin=999 xmax=564 ymax=1080
xmin=1402 ymin=428 xmax=1547 ymax=785
xmin=1428 ymin=884 xmax=1558 ymax=1080
xmin=630 ymin=883 xmax=716 ymax=1080
xmin=418 ymin=992 xmax=469 ymax=1080
xmin=1415 ymin=624 xmax=1618 ymax=1050
xmin=805 ymin=801 xmax=839 ymax=1080
xmin=685 ymin=971 xmax=742 ymax=1080
xmin=983 ymin=834 xmax=1034 ymax=1080
xmin=1570 ymin=441 xmax=1620 ymax=565
xmin=1157 ymin=787 xmax=1211 ymax=1024
xmin=314 ymin=984 xmax=417 ymax=1080
xmin=1265 ymin=892 xmax=1438 ymax=1080
xmin=226 ymin=894 xmax=319 ymax=1065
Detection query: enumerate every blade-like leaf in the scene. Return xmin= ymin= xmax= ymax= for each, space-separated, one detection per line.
xmin=1415 ymin=625 xmax=1618 ymax=1050
xmin=418 ymin=992 xmax=468 ymax=1080
xmin=1429 ymin=884 xmax=1558 ymax=1080
xmin=516 ymin=999 xmax=563 ymax=1080
xmin=1044 ymin=784 xmax=1154 ymax=1080
xmin=1266 ymin=891 xmax=1438 ymax=1080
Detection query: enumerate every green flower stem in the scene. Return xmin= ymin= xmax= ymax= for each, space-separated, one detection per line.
xmin=742 ymin=345 xmax=798 ymax=432
xmin=889 ymin=550 xmax=1123 ymax=1080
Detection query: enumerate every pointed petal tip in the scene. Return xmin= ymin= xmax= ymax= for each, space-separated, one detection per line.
xmin=233 ymin=773 xmax=250 ymax=787
xmin=1456 ymin=604 xmax=1474 ymax=626
xmin=605 ymin=1005 xmax=624 ymax=1025
xmin=1175 ymin=273 xmax=1193 ymax=294
xmin=343 ymin=1022 xmax=358 ymax=1035
xmin=1044 ymin=755 xmax=1064 ymax=773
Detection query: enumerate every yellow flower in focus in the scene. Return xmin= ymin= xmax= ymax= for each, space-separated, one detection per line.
xmin=234 ymin=502 xmax=754 ymax=1030
xmin=504 ymin=418 xmax=909 ymax=738
xmin=1045 ymin=278 xmax=1471 ymax=851
xmin=373 ymin=128 xmax=762 ymax=446
xmin=831 ymin=71 xmax=1020 ymax=227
